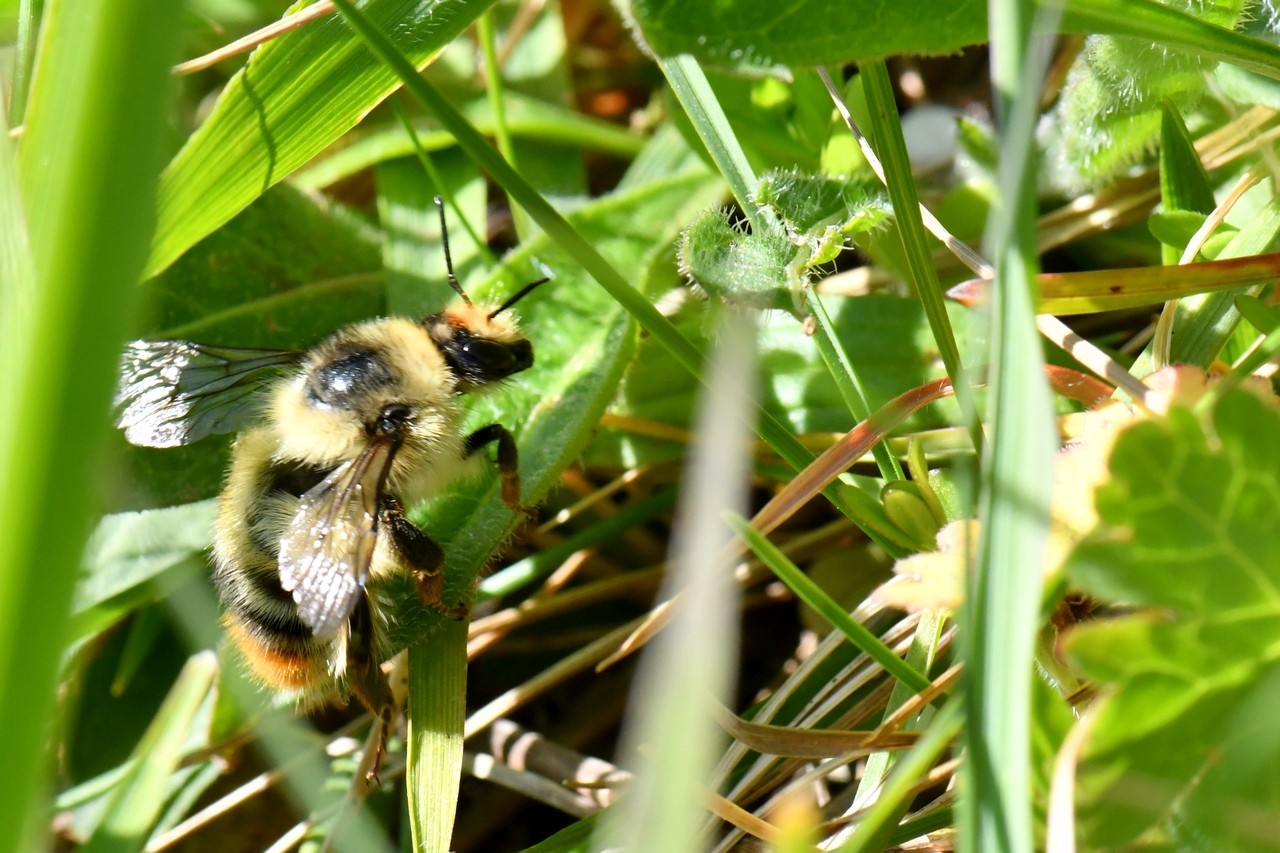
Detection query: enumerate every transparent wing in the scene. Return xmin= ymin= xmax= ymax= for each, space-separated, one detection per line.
xmin=277 ymin=440 xmax=396 ymax=637
xmin=115 ymin=340 xmax=300 ymax=448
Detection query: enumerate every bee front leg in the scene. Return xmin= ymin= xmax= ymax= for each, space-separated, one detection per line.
xmin=380 ymin=497 xmax=469 ymax=619
xmin=347 ymin=594 xmax=394 ymax=789
xmin=464 ymin=424 xmax=522 ymax=512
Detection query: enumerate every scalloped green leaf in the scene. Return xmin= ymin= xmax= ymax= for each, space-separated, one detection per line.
xmin=1065 ymin=388 xmax=1280 ymax=848
xmin=146 ymin=0 xmax=494 ymax=278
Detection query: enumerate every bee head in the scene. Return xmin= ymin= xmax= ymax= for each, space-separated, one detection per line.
xmin=425 ymin=299 xmax=534 ymax=391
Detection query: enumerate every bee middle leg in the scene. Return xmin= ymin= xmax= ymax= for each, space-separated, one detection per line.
xmin=380 ymin=496 xmax=468 ymax=619
xmin=347 ymin=594 xmax=394 ymax=787
xmin=464 ymin=424 xmax=521 ymax=511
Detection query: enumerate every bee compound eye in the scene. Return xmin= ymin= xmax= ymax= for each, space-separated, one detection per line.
xmin=375 ymin=404 xmax=412 ymax=435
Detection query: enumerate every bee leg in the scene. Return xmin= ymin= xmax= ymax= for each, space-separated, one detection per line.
xmin=347 ymin=594 xmax=393 ymax=788
xmin=381 ymin=497 xmax=469 ymax=620
xmin=464 ymin=424 xmax=523 ymax=513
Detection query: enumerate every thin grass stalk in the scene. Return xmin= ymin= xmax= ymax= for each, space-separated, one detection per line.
xmin=858 ymin=60 xmax=982 ymax=452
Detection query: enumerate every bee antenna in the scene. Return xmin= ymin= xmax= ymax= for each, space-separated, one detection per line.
xmin=435 ymin=195 xmax=473 ymax=307
xmin=489 ymin=276 xmax=550 ymax=320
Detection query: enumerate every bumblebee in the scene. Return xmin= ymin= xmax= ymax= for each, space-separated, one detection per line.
xmin=116 ymin=206 xmax=541 ymax=774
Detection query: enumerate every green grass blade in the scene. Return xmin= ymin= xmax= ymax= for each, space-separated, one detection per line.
xmin=146 ymin=0 xmax=499 ymax=278
xmin=726 ymin=513 xmax=932 ymax=695
xmin=961 ymin=3 xmax=1060 ymax=851
xmin=1 ymin=2 xmax=181 ymax=850
xmin=859 ymin=60 xmax=980 ymax=451
xmin=407 ymin=618 xmax=467 ymax=853
xmin=80 ymin=653 xmax=218 ymax=853
xmin=659 ymin=55 xmax=763 ymax=228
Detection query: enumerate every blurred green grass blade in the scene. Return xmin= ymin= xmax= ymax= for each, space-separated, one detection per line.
xmin=146 ymin=0 xmax=498 ymax=278
xmin=295 ymin=92 xmax=645 ymax=190
xmin=726 ymin=514 xmax=932 ymax=695
xmin=1054 ymin=0 xmax=1280 ymax=80
xmin=962 ymin=2 xmax=1059 ymax=851
xmin=859 ymin=61 xmax=979 ymax=449
xmin=597 ymin=309 xmax=753 ymax=852
xmin=328 ymin=0 xmax=818 ymax=479
xmin=407 ymin=618 xmax=467 ymax=853
xmin=81 ymin=652 xmax=217 ymax=853
xmin=2 ymin=2 xmax=180 ymax=851
xmin=7 ymin=0 xmax=42 ymax=125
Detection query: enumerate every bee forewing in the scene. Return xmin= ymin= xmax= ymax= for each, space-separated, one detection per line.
xmin=115 ymin=341 xmax=299 ymax=447
xmin=278 ymin=441 xmax=394 ymax=637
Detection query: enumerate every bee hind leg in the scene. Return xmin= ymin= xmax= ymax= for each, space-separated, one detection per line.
xmin=347 ymin=595 xmax=394 ymax=788
xmin=463 ymin=424 xmax=523 ymax=513
xmin=381 ymin=497 xmax=469 ymax=620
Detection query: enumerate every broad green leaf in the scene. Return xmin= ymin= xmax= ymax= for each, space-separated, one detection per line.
xmin=146 ymin=0 xmax=497 ymax=278
xmin=73 ymin=502 xmax=216 ymax=621
xmin=624 ymin=0 xmax=989 ymax=72
xmin=1065 ymin=388 xmax=1280 ymax=848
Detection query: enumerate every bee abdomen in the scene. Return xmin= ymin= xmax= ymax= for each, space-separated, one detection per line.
xmin=224 ymin=608 xmax=329 ymax=691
